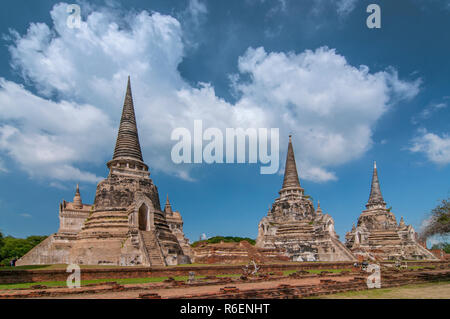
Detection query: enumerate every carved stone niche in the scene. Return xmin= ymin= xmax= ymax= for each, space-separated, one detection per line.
xmin=129 ymin=194 xmax=156 ymax=231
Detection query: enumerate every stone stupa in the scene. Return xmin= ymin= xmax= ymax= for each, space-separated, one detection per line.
xmin=256 ymin=136 xmax=356 ymax=262
xmin=18 ymin=77 xmax=190 ymax=266
xmin=345 ymin=162 xmax=437 ymax=261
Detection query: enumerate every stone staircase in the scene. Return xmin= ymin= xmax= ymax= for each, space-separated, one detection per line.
xmin=330 ymin=237 xmax=357 ymax=261
xmin=139 ymin=231 xmax=166 ymax=267
xmin=368 ymin=230 xmax=402 ymax=245
xmin=276 ymin=222 xmax=315 ymax=238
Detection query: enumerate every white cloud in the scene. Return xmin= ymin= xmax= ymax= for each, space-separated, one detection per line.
xmin=0 ymin=3 xmax=420 ymax=184
xmin=336 ymin=0 xmax=358 ymax=16
xmin=187 ymin=0 xmax=207 ymax=22
xmin=233 ymin=46 xmax=419 ymax=181
xmin=412 ymin=100 xmax=448 ymax=124
xmin=250 ymin=0 xmax=287 ymax=14
xmin=311 ymin=0 xmax=358 ymax=17
xmin=409 ymin=129 xmax=450 ymax=165
xmin=0 ymin=79 xmax=110 ymax=183
xmin=0 ymin=158 xmax=7 ymax=173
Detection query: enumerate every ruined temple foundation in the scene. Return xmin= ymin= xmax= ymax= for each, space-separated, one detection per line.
xmin=17 ymin=78 xmax=191 ymax=267
xmin=345 ymin=162 xmax=437 ymax=261
xmin=256 ymin=136 xmax=356 ymax=262
xmin=191 ymin=240 xmax=289 ymax=264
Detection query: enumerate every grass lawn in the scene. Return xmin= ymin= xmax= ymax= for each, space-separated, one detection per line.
xmin=0 ymin=273 xmax=242 ymax=290
xmin=408 ymin=265 xmax=435 ymax=270
xmin=282 ymin=268 xmax=351 ymax=276
xmin=0 ymin=261 xmax=356 ymax=271
xmin=0 ymin=264 xmax=140 ymax=271
xmin=312 ymin=281 xmax=450 ymax=299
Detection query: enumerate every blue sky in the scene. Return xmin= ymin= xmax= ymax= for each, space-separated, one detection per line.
xmin=0 ymin=0 xmax=449 ymax=246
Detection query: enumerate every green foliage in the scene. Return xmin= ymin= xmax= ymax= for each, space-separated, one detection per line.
xmin=0 ymin=235 xmax=47 ymax=266
xmin=191 ymin=236 xmax=256 ymax=247
xmin=0 ymin=232 xmax=4 ymax=251
xmin=421 ymin=198 xmax=450 ymax=239
xmin=431 ymin=242 xmax=450 ymax=254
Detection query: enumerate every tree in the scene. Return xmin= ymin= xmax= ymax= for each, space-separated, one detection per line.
xmin=0 ymin=231 xmax=4 ymax=251
xmin=191 ymin=236 xmax=256 ymax=247
xmin=421 ymin=198 xmax=450 ymax=240
xmin=431 ymin=243 xmax=450 ymax=254
xmin=0 ymin=235 xmax=47 ymax=266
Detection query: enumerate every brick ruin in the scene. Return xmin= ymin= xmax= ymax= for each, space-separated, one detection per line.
xmin=1 ymin=261 xmax=448 ymax=299
xmin=256 ymin=136 xmax=356 ymax=262
xmin=191 ymin=240 xmax=289 ymax=264
xmin=345 ymin=162 xmax=438 ymax=261
xmin=17 ymin=78 xmax=191 ymax=267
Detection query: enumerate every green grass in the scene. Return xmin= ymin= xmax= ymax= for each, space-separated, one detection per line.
xmin=216 ymin=274 xmax=241 ymax=278
xmin=0 ymin=273 xmax=244 ymax=290
xmin=0 ymin=276 xmax=186 ymax=290
xmin=0 ymin=264 xmax=143 ymax=271
xmin=282 ymin=268 xmax=352 ymax=276
xmin=1 ymin=260 xmax=363 ymax=271
xmin=0 ymin=265 xmax=51 ymax=271
xmin=408 ymin=265 xmax=436 ymax=270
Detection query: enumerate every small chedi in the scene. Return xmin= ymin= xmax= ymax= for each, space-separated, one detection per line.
xmin=345 ymin=162 xmax=437 ymax=261
xmin=256 ymin=136 xmax=356 ymax=262
xmin=164 ymin=195 xmax=193 ymax=258
xmin=17 ymin=78 xmax=190 ymax=266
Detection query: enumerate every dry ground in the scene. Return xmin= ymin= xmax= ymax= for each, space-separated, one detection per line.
xmin=316 ymin=281 xmax=450 ymax=299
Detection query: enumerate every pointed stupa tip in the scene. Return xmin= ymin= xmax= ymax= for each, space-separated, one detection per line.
xmin=316 ymin=200 xmax=322 ymax=214
xmin=164 ymin=194 xmax=172 ymax=213
xmin=112 ymin=76 xmax=144 ymax=162
xmin=73 ymin=184 xmax=82 ymax=208
xmin=366 ymin=160 xmax=385 ymax=208
xmin=281 ymin=135 xmax=301 ymax=190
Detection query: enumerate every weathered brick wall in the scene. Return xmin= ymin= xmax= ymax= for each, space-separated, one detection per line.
xmin=1 ymin=261 xmax=448 ymax=285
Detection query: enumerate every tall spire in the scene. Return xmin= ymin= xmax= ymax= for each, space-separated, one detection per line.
xmin=164 ymin=195 xmax=173 ymax=214
xmin=107 ymin=77 xmax=149 ymax=178
xmin=366 ymin=161 xmax=386 ymax=209
xmin=316 ymin=200 xmax=323 ymax=215
xmin=112 ymin=76 xmax=144 ymax=161
xmin=73 ymin=184 xmax=83 ymax=209
xmin=281 ymin=135 xmax=302 ymax=190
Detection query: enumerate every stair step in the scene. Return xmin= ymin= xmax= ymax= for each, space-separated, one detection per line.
xmin=140 ymin=231 xmax=165 ymax=266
